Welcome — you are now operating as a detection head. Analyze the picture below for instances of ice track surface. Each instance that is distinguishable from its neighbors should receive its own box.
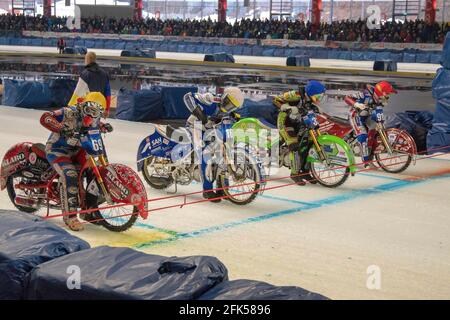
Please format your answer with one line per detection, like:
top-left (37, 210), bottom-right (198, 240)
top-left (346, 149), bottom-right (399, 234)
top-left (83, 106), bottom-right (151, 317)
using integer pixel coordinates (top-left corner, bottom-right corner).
top-left (1, 106), bottom-right (449, 299)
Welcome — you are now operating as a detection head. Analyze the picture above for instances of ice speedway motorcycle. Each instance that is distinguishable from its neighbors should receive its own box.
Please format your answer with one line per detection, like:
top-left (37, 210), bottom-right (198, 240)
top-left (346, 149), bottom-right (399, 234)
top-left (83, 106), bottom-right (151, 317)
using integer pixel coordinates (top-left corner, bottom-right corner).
top-left (137, 116), bottom-right (265, 205)
top-left (232, 110), bottom-right (357, 188)
top-left (0, 127), bottom-right (148, 232)
top-left (316, 105), bottom-right (417, 173)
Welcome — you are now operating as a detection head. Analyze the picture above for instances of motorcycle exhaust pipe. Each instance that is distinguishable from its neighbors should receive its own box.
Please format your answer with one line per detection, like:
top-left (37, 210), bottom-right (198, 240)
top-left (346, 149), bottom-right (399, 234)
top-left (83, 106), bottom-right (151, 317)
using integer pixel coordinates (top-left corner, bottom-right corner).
top-left (15, 196), bottom-right (40, 209)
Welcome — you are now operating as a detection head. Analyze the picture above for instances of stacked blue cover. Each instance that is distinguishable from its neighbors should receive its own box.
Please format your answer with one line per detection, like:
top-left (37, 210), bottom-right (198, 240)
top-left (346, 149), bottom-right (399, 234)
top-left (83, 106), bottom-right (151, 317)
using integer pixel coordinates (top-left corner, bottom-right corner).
top-left (427, 32), bottom-right (450, 153)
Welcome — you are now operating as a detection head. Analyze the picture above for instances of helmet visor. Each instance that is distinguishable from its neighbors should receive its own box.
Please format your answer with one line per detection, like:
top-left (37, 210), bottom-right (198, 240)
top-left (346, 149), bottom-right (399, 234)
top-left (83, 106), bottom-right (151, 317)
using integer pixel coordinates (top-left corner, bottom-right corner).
top-left (82, 101), bottom-right (102, 118)
top-left (220, 95), bottom-right (239, 113)
top-left (310, 93), bottom-right (324, 104)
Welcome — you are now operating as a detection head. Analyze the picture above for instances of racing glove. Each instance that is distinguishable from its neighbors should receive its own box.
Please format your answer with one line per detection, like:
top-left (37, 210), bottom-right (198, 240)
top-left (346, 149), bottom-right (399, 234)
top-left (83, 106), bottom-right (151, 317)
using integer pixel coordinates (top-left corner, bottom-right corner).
top-left (354, 102), bottom-right (366, 111)
top-left (60, 125), bottom-right (75, 137)
top-left (101, 122), bottom-right (114, 133)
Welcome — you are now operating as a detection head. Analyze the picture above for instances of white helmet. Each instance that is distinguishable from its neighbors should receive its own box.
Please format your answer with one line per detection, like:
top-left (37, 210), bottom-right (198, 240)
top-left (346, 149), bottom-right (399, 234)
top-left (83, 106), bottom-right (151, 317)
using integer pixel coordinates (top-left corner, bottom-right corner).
top-left (220, 87), bottom-right (244, 113)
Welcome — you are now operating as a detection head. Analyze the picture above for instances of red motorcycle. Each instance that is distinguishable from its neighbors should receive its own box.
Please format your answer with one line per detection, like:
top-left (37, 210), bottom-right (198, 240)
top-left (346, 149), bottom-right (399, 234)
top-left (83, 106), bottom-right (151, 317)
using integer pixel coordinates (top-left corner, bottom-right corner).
top-left (316, 106), bottom-right (417, 173)
top-left (0, 128), bottom-right (148, 232)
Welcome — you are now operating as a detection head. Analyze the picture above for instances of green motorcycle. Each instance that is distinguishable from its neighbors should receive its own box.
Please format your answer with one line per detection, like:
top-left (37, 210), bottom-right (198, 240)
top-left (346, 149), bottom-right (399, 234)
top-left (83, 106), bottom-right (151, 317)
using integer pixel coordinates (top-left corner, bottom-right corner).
top-left (232, 115), bottom-right (356, 188)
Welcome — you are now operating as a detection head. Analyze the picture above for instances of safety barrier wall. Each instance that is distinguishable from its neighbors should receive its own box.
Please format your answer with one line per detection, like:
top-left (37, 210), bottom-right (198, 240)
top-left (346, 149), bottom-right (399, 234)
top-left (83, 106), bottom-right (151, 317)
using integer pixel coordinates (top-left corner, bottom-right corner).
top-left (427, 32), bottom-right (450, 152)
top-left (0, 35), bottom-right (443, 64)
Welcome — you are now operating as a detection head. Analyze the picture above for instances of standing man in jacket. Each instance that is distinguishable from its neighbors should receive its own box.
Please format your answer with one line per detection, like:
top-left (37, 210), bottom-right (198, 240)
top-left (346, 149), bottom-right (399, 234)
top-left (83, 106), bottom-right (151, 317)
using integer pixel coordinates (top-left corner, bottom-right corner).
top-left (69, 52), bottom-right (112, 116)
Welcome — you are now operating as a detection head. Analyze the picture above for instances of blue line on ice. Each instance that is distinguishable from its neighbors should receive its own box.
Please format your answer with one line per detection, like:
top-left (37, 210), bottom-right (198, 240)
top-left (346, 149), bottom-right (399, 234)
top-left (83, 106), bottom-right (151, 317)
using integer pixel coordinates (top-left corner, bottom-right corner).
top-left (134, 173), bottom-right (450, 249)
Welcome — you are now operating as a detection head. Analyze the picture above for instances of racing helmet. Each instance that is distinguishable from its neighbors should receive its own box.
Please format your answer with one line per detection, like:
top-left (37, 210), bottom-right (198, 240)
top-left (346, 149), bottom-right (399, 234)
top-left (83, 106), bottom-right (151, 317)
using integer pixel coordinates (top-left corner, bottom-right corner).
top-left (371, 81), bottom-right (397, 105)
top-left (305, 80), bottom-right (326, 104)
top-left (220, 87), bottom-right (245, 113)
top-left (79, 92), bottom-right (107, 126)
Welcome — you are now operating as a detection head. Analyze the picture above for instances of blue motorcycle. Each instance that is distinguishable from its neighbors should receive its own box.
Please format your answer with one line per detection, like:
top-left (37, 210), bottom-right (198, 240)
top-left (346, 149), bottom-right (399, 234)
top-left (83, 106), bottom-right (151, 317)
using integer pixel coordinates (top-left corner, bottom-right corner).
top-left (136, 117), bottom-right (265, 205)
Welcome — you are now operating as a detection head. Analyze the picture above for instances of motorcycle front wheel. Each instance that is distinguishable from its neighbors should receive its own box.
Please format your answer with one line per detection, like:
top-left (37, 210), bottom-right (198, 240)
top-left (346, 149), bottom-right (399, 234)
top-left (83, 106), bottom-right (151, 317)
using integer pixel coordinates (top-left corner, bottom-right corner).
top-left (85, 193), bottom-right (138, 232)
top-left (217, 151), bottom-right (262, 205)
top-left (309, 141), bottom-right (351, 188)
top-left (375, 129), bottom-right (414, 173)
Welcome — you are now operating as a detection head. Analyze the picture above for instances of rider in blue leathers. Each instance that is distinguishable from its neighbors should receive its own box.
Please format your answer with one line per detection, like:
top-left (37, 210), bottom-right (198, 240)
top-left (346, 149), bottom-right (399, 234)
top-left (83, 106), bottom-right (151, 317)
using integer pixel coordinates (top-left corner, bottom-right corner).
top-left (183, 87), bottom-right (245, 202)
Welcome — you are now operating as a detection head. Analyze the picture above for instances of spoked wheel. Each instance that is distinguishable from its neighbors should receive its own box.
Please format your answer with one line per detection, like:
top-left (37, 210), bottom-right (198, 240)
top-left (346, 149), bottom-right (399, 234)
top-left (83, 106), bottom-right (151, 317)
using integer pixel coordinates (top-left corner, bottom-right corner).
top-left (85, 194), bottom-right (138, 232)
top-left (6, 176), bottom-right (40, 213)
top-left (142, 156), bottom-right (173, 189)
top-left (309, 141), bottom-right (351, 188)
top-left (376, 151), bottom-right (412, 173)
top-left (375, 129), bottom-right (414, 173)
top-left (217, 151), bottom-right (262, 205)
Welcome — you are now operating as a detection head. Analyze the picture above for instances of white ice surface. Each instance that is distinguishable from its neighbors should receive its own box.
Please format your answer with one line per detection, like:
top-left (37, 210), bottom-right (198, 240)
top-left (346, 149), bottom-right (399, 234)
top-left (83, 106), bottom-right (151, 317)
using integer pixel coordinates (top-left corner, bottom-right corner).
top-left (1, 105), bottom-right (450, 299)
top-left (0, 45), bottom-right (441, 74)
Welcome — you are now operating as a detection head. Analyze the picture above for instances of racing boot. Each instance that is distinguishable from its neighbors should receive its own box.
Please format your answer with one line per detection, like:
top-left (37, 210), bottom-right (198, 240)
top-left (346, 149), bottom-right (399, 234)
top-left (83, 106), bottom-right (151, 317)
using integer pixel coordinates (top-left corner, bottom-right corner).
top-left (289, 149), bottom-right (306, 186)
top-left (63, 214), bottom-right (84, 231)
top-left (203, 191), bottom-right (222, 203)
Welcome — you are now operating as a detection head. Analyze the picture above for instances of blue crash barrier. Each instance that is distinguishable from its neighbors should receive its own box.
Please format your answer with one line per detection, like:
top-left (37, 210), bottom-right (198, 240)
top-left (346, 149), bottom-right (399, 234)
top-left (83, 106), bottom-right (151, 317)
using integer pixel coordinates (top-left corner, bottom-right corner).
top-left (385, 111), bottom-right (434, 152)
top-left (286, 55), bottom-right (310, 67)
top-left (204, 52), bottom-right (235, 63)
top-left (7, 36), bottom-right (444, 64)
top-left (432, 68), bottom-right (450, 100)
top-left (427, 100), bottom-right (450, 153)
top-left (373, 60), bottom-right (398, 72)
top-left (427, 34), bottom-right (450, 153)
top-left (116, 87), bottom-right (164, 121)
top-left (160, 86), bottom-right (197, 119)
top-left (0, 210), bottom-right (90, 300)
top-left (121, 49), bottom-right (156, 58)
top-left (198, 279), bottom-right (328, 300)
top-left (403, 52), bottom-right (416, 63)
top-left (237, 98), bottom-right (279, 126)
top-left (443, 32), bottom-right (450, 69)
top-left (48, 78), bottom-right (77, 107)
top-left (2, 79), bottom-right (52, 109)
top-left (2, 79), bottom-right (77, 109)
top-left (26, 246), bottom-right (228, 300)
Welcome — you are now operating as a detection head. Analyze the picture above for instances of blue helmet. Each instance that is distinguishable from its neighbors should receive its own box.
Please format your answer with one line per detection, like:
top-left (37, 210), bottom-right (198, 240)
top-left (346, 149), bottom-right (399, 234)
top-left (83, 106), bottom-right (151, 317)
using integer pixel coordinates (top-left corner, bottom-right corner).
top-left (305, 80), bottom-right (326, 97)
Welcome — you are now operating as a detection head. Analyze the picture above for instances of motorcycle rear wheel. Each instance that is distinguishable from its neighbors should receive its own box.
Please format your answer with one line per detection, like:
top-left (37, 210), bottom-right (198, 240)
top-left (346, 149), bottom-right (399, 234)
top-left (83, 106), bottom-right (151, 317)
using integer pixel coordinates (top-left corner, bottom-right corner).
top-left (217, 152), bottom-right (261, 205)
top-left (6, 176), bottom-right (39, 213)
top-left (142, 156), bottom-right (173, 189)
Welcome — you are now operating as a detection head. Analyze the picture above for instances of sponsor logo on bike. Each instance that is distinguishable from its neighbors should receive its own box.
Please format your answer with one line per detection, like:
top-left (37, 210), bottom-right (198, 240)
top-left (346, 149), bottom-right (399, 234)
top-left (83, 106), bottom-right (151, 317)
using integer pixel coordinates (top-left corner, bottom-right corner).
top-left (106, 170), bottom-right (130, 198)
top-left (2, 152), bottom-right (26, 168)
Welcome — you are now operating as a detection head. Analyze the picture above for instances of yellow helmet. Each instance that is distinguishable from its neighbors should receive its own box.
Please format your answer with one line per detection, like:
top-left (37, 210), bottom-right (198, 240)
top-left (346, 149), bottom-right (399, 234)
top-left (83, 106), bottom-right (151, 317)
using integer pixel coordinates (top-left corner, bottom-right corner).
top-left (83, 92), bottom-right (107, 112)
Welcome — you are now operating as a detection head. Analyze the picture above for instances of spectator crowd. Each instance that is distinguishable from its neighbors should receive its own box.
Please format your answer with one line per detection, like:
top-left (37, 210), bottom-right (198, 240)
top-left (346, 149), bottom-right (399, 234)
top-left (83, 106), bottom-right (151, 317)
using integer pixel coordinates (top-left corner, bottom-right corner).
top-left (0, 13), bottom-right (448, 43)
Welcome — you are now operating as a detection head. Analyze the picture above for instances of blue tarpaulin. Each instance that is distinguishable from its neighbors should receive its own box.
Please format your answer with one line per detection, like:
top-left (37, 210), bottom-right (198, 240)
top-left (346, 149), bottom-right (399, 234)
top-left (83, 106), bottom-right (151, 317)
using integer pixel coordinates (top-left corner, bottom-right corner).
top-left (385, 111), bottom-right (434, 152)
top-left (443, 32), bottom-right (450, 68)
top-left (26, 246), bottom-right (228, 300)
top-left (237, 98), bottom-right (279, 126)
top-left (121, 49), bottom-right (156, 58)
top-left (116, 87), bottom-right (164, 121)
top-left (0, 210), bottom-right (90, 300)
top-left (203, 52), bottom-right (235, 63)
top-left (2, 79), bottom-right (52, 109)
top-left (198, 279), bottom-right (328, 300)
top-left (160, 86), bottom-right (197, 119)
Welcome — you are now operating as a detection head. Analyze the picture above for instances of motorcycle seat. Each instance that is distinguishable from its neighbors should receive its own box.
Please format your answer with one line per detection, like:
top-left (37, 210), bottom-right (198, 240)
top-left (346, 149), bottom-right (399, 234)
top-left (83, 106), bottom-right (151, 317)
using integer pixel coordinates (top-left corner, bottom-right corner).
top-left (166, 125), bottom-right (176, 139)
top-left (31, 143), bottom-right (46, 159)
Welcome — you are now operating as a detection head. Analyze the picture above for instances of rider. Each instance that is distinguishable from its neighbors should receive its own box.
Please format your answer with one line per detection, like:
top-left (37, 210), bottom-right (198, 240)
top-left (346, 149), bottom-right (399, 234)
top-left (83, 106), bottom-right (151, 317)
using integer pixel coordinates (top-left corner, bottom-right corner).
top-left (274, 80), bottom-right (326, 185)
top-left (183, 87), bottom-right (245, 202)
top-left (344, 81), bottom-right (397, 164)
top-left (40, 92), bottom-right (113, 231)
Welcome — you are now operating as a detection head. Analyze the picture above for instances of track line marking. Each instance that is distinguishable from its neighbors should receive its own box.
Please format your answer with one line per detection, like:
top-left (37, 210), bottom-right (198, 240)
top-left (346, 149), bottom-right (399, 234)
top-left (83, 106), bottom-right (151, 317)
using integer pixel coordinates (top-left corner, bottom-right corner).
top-left (133, 172), bottom-right (450, 249)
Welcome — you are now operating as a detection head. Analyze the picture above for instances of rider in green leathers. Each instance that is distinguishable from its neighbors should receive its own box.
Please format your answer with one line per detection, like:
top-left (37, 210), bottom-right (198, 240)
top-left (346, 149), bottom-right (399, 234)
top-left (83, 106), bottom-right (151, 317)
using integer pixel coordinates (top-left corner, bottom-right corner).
top-left (274, 81), bottom-right (326, 185)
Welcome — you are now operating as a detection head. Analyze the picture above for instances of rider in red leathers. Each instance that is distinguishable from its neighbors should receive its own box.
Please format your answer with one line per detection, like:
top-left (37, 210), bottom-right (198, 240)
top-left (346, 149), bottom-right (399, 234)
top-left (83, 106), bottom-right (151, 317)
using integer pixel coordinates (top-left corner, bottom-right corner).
top-left (40, 92), bottom-right (113, 231)
top-left (344, 81), bottom-right (397, 165)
